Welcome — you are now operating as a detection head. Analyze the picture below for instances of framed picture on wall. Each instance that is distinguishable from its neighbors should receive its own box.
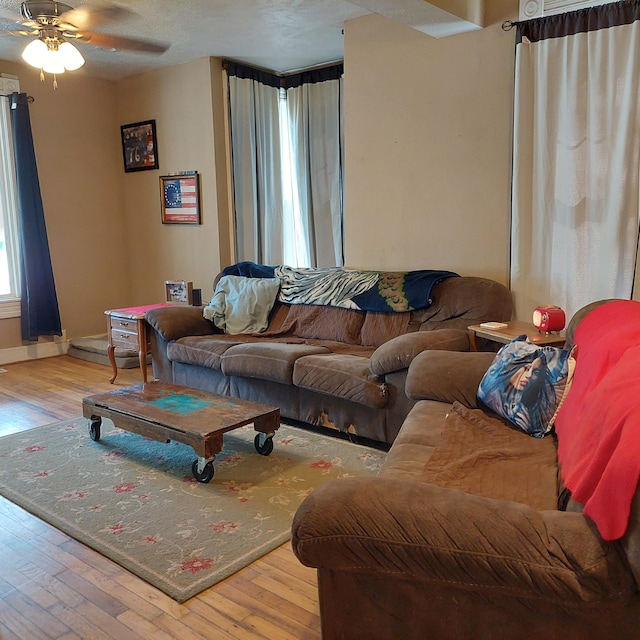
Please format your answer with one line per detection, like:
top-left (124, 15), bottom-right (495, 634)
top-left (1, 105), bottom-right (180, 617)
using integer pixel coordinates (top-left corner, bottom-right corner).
top-left (121, 119), bottom-right (159, 172)
top-left (160, 172), bottom-right (201, 224)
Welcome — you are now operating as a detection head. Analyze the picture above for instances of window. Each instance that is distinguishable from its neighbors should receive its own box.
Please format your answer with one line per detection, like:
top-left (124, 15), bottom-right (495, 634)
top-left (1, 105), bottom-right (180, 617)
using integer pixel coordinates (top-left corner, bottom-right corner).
top-left (0, 77), bottom-right (21, 319)
top-left (278, 87), bottom-right (311, 268)
top-left (227, 61), bottom-right (344, 268)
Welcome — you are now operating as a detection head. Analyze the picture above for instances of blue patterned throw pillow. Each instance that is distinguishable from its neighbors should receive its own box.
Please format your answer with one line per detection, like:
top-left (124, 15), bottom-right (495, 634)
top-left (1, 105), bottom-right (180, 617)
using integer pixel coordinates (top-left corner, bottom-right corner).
top-left (477, 335), bottom-right (576, 438)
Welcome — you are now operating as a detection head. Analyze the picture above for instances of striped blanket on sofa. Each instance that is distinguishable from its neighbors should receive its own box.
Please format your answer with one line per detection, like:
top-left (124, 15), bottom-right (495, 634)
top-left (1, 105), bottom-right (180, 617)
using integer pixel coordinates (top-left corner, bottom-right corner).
top-left (221, 262), bottom-right (458, 313)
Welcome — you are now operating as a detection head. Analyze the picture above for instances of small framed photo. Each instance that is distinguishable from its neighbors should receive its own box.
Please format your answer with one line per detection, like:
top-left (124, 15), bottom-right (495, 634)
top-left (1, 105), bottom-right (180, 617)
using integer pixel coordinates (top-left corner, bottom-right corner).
top-left (121, 120), bottom-right (159, 172)
top-left (165, 280), bottom-right (193, 305)
top-left (160, 172), bottom-right (201, 224)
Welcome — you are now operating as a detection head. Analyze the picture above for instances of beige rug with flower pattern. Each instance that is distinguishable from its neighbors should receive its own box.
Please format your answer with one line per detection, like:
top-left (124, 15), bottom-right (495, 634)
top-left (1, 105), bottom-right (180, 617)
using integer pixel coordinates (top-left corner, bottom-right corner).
top-left (0, 418), bottom-right (385, 602)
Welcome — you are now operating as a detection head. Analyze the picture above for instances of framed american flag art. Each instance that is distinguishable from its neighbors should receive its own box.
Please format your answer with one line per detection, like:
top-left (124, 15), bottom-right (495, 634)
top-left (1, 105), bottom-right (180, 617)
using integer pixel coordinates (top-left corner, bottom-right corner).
top-left (160, 172), bottom-right (201, 224)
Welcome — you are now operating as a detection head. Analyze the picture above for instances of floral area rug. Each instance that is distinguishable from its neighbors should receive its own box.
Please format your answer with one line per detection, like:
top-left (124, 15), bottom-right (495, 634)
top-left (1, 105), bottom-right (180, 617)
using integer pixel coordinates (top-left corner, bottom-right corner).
top-left (0, 418), bottom-right (385, 602)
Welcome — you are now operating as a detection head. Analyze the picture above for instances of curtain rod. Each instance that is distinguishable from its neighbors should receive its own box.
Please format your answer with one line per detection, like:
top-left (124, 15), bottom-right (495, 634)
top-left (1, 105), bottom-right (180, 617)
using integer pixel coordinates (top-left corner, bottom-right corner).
top-left (0, 93), bottom-right (35, 102)
top-left (502, 20), bottom-right (518, 31)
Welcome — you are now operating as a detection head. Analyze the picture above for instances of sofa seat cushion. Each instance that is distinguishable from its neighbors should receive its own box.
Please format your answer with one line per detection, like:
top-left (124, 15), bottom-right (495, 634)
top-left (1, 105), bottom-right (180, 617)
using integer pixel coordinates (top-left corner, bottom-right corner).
top-left (167, 335), bottom-right (245, 370)
top-left (293, 354), bottom-right (388, 409)
top-left (420, 402), bottom-right (559, 510)
top-left (380, 399), bottom-right (450, 480)
top-left (220, 342), bottom-right (330, 384)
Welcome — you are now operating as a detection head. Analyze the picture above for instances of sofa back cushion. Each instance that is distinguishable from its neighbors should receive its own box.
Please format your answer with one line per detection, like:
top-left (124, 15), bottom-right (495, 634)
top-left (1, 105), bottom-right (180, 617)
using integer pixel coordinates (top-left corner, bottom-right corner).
top-left (413, 276), bottom-right (513, 331)
top-left (209, 272), bottom-right (513, 344)
top-left (266, 304), bottom-right (365, 344)
top-left (360, 311), bottom-right (412, 347)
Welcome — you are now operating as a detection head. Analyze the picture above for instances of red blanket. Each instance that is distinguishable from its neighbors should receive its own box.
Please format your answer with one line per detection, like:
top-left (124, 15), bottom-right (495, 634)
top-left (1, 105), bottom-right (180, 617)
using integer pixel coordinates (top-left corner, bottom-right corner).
top-left (555, 300), bottom-right (640, 540)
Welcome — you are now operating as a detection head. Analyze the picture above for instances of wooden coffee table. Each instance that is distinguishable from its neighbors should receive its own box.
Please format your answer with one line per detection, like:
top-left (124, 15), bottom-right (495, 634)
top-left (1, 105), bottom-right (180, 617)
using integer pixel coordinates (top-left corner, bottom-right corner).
top-left (82, 381), bottom-right (280, 483)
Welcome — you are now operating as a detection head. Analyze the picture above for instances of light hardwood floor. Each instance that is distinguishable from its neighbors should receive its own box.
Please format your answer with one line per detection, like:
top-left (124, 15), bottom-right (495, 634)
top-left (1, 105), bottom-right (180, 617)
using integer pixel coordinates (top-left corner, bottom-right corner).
top-left (0, 355), bottom-right (321, 639)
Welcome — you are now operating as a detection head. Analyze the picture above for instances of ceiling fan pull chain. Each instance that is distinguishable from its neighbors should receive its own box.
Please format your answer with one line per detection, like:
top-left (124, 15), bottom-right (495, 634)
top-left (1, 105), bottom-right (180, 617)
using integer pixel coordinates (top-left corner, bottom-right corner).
top-left (53, 73), bottom-right (58, 90)
top-left (39, 68), bottom-right (44, 82)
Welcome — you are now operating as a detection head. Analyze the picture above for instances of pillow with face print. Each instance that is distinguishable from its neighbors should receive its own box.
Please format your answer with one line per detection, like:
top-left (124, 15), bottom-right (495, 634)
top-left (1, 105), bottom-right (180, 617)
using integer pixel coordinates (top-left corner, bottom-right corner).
top-left (477, 335), bottom-right (576, 438)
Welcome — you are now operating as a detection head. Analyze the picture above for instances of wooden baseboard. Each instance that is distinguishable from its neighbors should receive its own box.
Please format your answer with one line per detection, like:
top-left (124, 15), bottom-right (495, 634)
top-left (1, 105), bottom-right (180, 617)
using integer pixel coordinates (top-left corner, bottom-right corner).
top-left (0, 332), bottom-right (68, 365)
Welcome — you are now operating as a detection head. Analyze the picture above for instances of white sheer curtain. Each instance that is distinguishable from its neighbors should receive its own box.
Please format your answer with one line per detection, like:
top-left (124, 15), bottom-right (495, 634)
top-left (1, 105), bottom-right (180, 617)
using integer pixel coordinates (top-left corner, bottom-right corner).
top-left (228, 71), bottom-right (284, 264)
top-left (227, 62), bottom-right (344, 268)
top-left (511, 2), bottom-right (640, 322)
top-left (287, 76), bottom-right (344, 267)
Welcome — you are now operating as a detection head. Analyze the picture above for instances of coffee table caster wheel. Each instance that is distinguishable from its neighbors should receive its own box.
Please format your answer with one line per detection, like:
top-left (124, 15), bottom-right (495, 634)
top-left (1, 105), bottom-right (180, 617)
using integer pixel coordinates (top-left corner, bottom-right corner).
top-left (88, 417), bottom-right (101, 442)
top-left (254, 433), bottom-right (274, 456)
top-left (192, 459), bottom-right (214, 483)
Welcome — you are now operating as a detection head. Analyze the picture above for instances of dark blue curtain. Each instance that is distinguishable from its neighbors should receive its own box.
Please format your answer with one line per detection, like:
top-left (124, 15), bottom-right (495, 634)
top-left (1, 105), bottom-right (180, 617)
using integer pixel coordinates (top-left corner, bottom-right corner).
top-left (9, 92), bottom-right (62, 341)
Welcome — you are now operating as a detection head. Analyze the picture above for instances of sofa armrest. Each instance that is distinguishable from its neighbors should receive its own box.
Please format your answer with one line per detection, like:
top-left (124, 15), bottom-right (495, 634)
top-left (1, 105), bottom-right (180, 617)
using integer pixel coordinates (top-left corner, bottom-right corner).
top-left (145, 306), bottom-right (217, 342)
top-left (405, 350), bottom-right (495, 408)
top-left (369, 329), bottom-right (470, 376)
top-left (292, 477), bottom-right (634, 605)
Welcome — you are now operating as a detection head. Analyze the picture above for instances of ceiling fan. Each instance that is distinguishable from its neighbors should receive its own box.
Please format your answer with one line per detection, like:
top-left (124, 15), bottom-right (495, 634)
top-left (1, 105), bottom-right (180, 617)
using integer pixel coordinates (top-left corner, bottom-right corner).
top-left (0, 0), bottom-right (170, 87)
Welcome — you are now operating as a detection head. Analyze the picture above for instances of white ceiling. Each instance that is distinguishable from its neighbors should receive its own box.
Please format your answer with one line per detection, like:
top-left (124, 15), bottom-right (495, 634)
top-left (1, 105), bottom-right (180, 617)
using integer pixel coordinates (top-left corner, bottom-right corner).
top-left (0, 0), bottom-right (483, 81)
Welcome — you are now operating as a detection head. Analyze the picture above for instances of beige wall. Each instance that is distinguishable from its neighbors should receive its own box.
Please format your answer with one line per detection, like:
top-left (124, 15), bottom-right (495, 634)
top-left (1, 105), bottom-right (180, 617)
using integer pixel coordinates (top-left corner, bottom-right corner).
top-left (343, 4), bottom-right (517, 283)
top-left (0, 64), bottom-right (128, 348)
top-left (0, 56), bottom-right (230, 350)
top-left (115, 57), bottom-right (227, 307)
top-left (1, 5), bottom-right (519, 352)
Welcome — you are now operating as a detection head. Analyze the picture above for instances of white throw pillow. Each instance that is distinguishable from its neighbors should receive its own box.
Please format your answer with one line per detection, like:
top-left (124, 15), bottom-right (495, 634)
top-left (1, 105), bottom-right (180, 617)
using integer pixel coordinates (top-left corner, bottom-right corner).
top-left (203, 275), bottom-right (280, 334)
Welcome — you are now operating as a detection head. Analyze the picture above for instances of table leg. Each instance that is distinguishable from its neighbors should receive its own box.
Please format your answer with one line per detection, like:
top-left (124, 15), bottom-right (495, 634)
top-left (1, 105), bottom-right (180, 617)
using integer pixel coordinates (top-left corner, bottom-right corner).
top-left (254, 412), bottom-right (281, 434)
top-left (468, 329), bottom-right (478, 352)
top-left (106, 315), bottom-right (118, 384)
top-left (137, 318), bottom-right (148, 383)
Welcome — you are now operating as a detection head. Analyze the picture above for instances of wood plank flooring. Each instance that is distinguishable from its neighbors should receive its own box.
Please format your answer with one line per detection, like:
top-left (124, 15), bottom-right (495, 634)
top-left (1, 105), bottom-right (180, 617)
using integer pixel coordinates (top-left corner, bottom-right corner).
top-left (0, 355), bottom-right (321, 639)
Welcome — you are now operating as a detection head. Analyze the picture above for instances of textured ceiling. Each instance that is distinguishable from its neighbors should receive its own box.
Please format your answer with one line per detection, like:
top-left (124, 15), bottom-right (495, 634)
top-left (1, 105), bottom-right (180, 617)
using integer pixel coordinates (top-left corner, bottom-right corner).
top-left (0, 0), bottom-right (482, 81)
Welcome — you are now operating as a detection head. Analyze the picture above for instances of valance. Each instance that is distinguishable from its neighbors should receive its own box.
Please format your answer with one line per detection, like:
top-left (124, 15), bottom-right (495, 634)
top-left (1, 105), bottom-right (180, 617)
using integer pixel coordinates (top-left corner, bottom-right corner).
top-left (516, 0), bottom-right (640, 43)
top-left (224, 60), bottom-right (343, 89)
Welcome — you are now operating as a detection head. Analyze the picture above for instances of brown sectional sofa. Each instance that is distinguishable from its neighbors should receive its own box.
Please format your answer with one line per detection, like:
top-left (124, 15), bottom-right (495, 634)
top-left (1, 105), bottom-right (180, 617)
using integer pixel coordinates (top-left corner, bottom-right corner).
top-left (291, 300), bottom-right (640, 639)
top-left (145, 272), bottom-right (512, 446)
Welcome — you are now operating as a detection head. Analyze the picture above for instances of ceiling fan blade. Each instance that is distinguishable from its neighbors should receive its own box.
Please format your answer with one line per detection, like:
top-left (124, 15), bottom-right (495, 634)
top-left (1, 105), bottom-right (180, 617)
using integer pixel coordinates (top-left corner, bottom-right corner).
top-left (8, 28), bottom-right (40, 36)
top-left (79, 31), bottom-right (169, 54)
top-left (57, 4), bottom-right (134, 31)
top-left (0, 28), bottom-right (34, 38)
top-left (0, 6), bottom-right (28, 26)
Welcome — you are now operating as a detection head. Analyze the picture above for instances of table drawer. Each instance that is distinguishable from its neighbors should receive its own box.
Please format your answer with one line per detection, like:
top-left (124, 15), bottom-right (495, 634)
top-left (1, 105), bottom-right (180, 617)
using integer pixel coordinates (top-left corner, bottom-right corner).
top-left (110, 316), bottom-right (137, 332)
top-left (111, 329), bottom-right (139, 348)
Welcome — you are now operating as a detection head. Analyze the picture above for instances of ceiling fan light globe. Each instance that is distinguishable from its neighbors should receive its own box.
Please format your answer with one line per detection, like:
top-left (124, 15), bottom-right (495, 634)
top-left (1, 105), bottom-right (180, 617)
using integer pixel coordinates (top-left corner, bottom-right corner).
top-left (21, 38), bottom-right (48, 68)
top-left (59, 41), bottom-right (84, 70)
top-left (42, 50), bottom-right (65, 75)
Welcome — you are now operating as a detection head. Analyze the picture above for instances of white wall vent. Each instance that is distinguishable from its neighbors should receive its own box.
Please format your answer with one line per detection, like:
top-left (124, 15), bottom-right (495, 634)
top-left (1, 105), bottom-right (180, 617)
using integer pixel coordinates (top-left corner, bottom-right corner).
top-left (520, 0), bottom-right (618, 20)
